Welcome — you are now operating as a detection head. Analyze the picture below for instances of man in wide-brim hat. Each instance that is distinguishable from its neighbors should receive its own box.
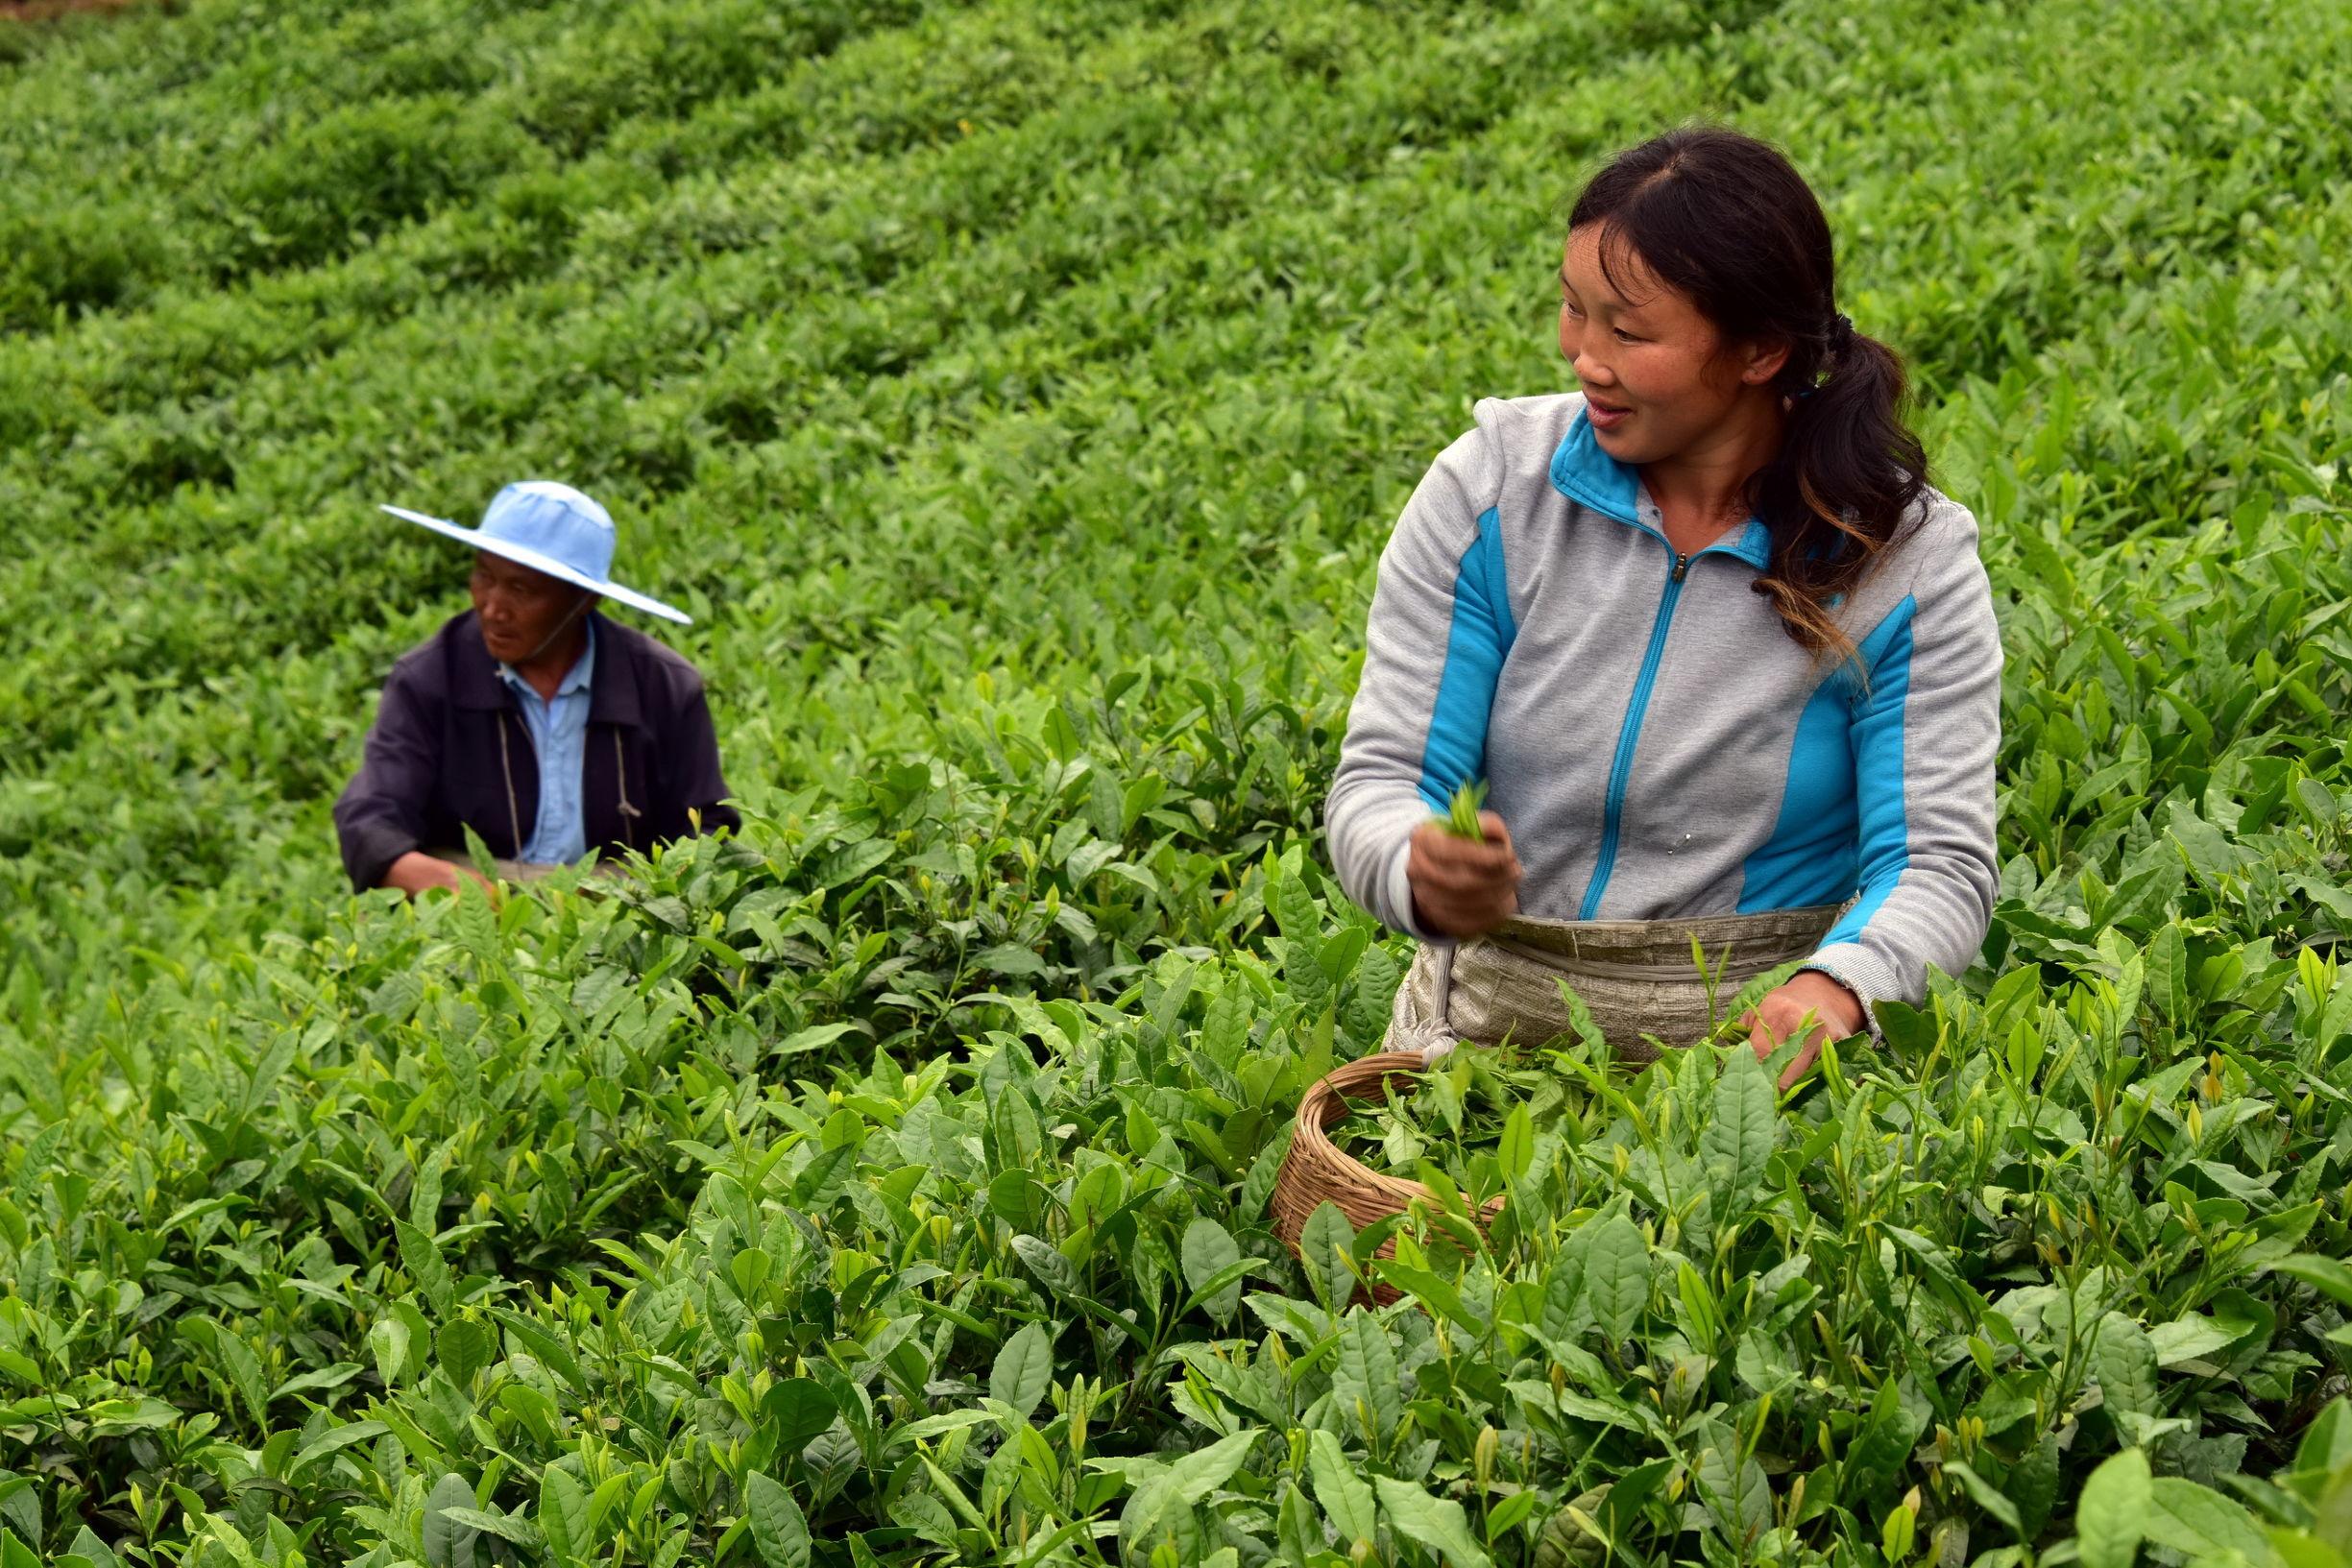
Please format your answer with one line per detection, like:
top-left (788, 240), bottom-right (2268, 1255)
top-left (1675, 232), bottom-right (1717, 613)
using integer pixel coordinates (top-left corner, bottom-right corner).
top-left (334, 481), bottom-right (739, 896)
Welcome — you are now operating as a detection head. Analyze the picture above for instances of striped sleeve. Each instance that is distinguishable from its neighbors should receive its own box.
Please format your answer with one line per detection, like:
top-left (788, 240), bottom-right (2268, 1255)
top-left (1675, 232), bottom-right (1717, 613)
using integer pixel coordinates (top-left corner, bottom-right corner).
top-left (1325, 420), bottom-right (1512, 937)
top-left (1800, 503), bottom-right (2003, 1033)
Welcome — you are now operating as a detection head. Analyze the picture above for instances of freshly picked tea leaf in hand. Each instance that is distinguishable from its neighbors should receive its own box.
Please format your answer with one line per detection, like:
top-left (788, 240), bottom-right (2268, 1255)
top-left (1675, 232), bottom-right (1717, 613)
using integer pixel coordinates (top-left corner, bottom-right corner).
top-left (1441, 780), bottom-right (1489, 841)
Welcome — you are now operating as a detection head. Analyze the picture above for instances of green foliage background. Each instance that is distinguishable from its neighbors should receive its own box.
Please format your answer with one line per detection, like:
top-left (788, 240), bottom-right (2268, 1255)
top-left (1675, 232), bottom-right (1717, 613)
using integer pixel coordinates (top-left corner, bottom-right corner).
top-left (5, 0), bottom-right (2352, 1564)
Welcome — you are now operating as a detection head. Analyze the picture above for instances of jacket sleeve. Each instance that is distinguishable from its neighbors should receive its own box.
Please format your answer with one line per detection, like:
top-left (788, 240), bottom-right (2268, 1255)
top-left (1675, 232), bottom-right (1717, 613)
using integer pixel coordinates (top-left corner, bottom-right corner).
top-left (1325, 419), bottom-right (1507, 937)
top-left (333, 663), bottom-right (441, 893)
top-left (657, 676), bottom-right (740, 839)
top-left (1800, 504), bottom-right (2003, 1035)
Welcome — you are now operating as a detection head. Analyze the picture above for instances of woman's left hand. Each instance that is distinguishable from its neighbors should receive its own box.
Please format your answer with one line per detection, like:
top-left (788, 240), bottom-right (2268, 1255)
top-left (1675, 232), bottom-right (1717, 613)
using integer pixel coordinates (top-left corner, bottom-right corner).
top-left (1743, 971), bottom-right (1866, 1092)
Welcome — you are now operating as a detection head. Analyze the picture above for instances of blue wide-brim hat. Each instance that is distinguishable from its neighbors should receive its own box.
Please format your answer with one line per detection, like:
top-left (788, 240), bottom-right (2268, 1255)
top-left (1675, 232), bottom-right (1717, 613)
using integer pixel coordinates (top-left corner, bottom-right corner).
top-left (381, 480), bottom-right (690, 625)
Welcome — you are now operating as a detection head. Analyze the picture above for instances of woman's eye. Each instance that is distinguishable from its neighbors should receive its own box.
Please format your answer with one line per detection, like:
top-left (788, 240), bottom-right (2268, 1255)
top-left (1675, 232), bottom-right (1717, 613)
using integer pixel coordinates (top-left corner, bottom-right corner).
top-left (1612, 327), bottom-right (1642, 344)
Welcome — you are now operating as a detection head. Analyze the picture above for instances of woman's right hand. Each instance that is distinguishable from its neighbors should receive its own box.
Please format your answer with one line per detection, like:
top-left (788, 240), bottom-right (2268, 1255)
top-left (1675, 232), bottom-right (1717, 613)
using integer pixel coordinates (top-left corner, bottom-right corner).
top-left (382, 850), bottom-right (497, 900)
top-left (1407, 812), bottom-right (1522, 937)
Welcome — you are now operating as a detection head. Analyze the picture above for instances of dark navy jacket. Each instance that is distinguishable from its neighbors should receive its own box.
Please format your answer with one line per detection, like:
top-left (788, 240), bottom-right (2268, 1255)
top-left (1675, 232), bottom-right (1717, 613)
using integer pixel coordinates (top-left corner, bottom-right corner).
top-left (333, 611), bottom-right (739, 892)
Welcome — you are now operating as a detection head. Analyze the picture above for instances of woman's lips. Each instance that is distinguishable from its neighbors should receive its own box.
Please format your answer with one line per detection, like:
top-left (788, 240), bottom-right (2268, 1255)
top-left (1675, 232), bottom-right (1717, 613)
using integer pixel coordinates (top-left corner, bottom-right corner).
top-left (1586, 398), bottom-right (1633, 430)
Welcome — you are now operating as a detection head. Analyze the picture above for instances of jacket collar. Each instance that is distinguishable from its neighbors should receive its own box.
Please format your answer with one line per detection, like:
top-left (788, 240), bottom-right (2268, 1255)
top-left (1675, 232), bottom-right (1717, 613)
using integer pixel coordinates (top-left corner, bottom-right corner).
top-left (448, 610), bottom-right (644, 729)
top-left (1548, 405), bottom-right (1773, 569)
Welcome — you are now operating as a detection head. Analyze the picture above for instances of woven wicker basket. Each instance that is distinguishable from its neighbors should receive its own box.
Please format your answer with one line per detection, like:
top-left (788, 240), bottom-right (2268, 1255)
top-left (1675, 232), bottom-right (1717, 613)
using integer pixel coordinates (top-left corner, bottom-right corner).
top-left (1271, 1050), bottom-right (1505, 1306)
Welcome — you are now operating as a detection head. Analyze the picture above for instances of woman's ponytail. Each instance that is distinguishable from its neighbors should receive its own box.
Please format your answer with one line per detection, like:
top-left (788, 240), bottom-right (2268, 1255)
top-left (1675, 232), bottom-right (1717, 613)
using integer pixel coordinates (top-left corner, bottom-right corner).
top-left (1751, 321), bottom-right (1927, 664)
top-left (1568, 129), bottom-right (1928, 664)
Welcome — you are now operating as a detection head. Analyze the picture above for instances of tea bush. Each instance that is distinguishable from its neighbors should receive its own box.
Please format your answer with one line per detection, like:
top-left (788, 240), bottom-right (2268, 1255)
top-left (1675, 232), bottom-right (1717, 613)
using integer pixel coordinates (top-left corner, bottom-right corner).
top-left (4, 0), bottom-right (2352, 1564)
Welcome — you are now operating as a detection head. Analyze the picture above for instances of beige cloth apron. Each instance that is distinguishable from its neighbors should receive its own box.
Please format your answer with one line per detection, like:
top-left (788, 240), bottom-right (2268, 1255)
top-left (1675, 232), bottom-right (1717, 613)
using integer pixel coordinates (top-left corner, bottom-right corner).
top-left (1381, 904), bottom-right (1846, 1064)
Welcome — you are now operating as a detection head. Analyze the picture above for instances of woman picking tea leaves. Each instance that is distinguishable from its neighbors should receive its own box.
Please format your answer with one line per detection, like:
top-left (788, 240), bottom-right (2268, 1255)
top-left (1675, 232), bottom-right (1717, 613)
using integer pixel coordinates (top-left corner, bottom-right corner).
top-left (1326, 128), bottom-right (2000, 1086)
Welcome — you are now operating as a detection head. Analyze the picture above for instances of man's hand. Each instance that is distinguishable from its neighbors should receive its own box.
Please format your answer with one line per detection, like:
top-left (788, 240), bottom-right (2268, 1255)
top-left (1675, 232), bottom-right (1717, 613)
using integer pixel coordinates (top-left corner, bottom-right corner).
top-left (381, 851), bottom-right (498, 901)
top-left (1407, 812), bottom-right (1522, 937)
top-left (1743, 970), bottom-right (1865, 1091)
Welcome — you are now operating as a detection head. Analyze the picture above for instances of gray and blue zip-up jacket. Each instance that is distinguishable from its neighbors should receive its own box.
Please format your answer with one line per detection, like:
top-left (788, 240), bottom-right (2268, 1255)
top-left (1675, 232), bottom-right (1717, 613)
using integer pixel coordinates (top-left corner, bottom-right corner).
top-left (1326, 393), bottom-right (2002, 1032)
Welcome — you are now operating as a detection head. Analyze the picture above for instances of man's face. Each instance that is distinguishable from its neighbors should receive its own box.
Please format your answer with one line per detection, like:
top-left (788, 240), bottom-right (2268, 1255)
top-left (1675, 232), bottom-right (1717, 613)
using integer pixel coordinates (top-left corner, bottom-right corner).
top-left (470, 553), bottom-right (587, 665)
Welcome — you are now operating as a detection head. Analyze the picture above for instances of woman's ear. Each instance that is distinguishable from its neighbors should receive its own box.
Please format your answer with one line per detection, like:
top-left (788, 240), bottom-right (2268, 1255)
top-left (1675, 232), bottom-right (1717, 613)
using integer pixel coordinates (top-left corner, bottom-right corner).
top-left (1738, 335), bottom-right (1793, 386)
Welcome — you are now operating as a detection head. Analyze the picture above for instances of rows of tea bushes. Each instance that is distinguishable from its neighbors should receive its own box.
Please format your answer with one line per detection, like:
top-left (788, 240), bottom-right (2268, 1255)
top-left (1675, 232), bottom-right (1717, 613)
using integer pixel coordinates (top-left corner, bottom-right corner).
top-left (5, 0), bottom-right (2352, 1561)
top-left (9, 498), bottom-right (2352, 1568)
top-left (8, 0), bottom-right (2350, 798)
top-left (0, 0), bottom-right (966, 326)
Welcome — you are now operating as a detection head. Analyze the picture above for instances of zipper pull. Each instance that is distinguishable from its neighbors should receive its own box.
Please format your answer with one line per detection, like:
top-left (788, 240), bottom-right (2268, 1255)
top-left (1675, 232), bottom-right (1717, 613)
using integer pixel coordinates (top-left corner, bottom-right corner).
top-left (1672, 552), bottom-right (1691, 582)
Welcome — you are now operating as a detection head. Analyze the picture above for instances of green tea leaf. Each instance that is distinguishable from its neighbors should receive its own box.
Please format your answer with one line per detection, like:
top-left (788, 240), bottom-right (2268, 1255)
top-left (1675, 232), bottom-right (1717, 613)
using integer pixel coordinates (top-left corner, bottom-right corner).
top-left (1538, 1227), bottom-right (1591, 1351)
top-left (2091, 1313), bottom-right (2159, 1419)
top-left (761, 1378), bottom-right (839, 1456)
top-left (438, 1507), bottom-right (541, 1549)
top-left (1122, 1428), bottom-right (1261, 1554)
top-left (1702, 1045), bottom-right (1776, 1206)
top-left (390, 1222), bottom-right (449, 1316)
top-left (539, 1466), bottom-right (591, 1563)
top-left (422, 1472), bottom-right (480, 1568)
top-left (437, 1318), bottom-right (494, 1388)
top-left (1198, 985), bottom-right (1252, 1069)
top-left (1181, 1217), bottom-right (1245, 1323)
top-left (1307, 1430), bottom-right (1377, 1548)
top-left (1373, 1474), bottom-right (1494, 1568)
top-left (487, 1307), bottom-right (587, 1392)
top-left (1333, 1310), bottom-right (1402, 1441)
top-left (289, 1419), bottom-right (390, 1478)
top-left (1343, 944), bottom-right (1404, 1048)
top-left (1498, 1101), bottom-right (1534, 1183)
top-left (1945, 1459), bottom-right (2024, 1540)
top-left (366, 1315), bottom-right (412, 1391)
top-left (988, 1321), bottom-right (1055, 1419)
top-left (744, 1473), bottom-right (812, 1568)
top-left (2011, 1428), bottom-right (2062, 1540)
top-left (65, 1531), bottom-right (121, 1568)
top-left (1583, 1214), bottom-right (1650, 1345)
top-left (1300, 1200), bottom-right (1357, 1313)
top-left (2144, 1476), bottom-right (2272, 1563)
top-left (2275, 1253), bottom-right (2352, 1308)
top-left (2076, 1447), bottom-right (2152, 1568)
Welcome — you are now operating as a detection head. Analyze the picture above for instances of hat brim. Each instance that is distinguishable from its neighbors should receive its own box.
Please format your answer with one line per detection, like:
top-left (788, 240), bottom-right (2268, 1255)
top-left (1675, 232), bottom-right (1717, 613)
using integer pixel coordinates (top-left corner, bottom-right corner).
top-left (381, 504), bottom-right (692, 625)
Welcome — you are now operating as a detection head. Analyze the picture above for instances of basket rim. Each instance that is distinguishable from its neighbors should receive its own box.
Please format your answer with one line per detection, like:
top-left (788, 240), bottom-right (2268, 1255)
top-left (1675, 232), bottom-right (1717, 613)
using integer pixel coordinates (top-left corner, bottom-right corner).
top-left (1280, 1049), bottom-right (1506, 1225)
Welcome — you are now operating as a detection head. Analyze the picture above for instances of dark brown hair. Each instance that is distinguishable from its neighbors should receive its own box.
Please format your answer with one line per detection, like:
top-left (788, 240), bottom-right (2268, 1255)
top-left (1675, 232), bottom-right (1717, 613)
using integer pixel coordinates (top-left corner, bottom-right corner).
top-left (1568, 126), bottom-right (1927, 662)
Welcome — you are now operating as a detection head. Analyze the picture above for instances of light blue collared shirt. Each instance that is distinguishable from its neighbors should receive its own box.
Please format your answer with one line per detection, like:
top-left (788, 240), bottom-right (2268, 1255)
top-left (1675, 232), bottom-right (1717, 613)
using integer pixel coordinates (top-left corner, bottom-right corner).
top-left (497, 622), bottom-right (594, 864)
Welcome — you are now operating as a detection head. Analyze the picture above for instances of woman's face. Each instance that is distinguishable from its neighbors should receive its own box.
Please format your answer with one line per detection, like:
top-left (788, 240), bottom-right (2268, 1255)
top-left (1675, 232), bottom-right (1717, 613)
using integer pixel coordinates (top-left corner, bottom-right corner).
top-left (1558, 226), bottom-right (1781, 466)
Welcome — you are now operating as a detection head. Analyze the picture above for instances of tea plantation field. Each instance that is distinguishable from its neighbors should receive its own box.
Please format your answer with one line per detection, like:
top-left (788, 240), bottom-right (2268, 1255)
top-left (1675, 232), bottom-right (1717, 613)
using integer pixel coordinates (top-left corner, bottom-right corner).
top-left (7, 0), bottom-right (2352, 1563)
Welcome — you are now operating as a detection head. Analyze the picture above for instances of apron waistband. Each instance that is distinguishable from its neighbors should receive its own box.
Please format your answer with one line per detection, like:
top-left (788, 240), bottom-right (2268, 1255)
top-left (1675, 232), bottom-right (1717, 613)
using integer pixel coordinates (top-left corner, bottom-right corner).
top-left (1382, 903), bottom-right (1848, 1063)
